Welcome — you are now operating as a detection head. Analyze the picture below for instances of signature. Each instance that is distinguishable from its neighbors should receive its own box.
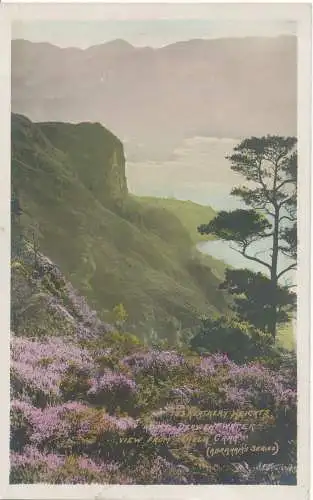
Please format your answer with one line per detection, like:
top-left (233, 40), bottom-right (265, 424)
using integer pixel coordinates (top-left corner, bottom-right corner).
top-left (206, 442), bottom-right (279, 458)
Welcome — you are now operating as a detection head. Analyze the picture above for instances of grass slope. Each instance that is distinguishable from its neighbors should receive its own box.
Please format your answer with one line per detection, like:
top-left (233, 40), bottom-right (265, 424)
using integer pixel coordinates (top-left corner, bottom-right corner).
top-left (277, 317), bottom-right (295, 351)
top-left (137, 196), bottom-right (216, 244)
top-left (12, 114), bottom-right (227, 340)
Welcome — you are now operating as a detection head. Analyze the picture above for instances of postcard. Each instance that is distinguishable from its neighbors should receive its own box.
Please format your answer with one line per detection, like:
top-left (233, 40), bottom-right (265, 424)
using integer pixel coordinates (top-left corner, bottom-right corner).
top-left (0, 2), bottom-right (311, 499)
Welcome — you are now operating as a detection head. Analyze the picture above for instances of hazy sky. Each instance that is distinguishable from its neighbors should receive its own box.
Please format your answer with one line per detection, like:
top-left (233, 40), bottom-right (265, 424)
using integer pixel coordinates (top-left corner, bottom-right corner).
top-left (12, 20), bottom-right (296, 48)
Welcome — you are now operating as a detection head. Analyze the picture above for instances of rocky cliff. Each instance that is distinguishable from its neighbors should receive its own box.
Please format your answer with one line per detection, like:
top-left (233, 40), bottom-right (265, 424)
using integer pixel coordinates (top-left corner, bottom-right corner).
top-left (12, 114), bottom-right (128, 209)
top-left (11, 113), bottom-right (227, 341)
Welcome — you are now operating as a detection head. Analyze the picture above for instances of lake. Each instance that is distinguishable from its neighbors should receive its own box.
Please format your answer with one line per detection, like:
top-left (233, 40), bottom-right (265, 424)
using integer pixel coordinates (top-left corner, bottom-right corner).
top-left (127, 136), bottom-right (296, 284)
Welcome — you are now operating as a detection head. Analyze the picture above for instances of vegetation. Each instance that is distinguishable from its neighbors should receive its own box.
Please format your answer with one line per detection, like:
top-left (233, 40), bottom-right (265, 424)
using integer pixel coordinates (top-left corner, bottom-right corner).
top-left (137, 196), bottom-right (216, 245)
top-left (11, 113), bottom-right (227, 341)
top-left (11, 328), bottom-right (296, 485)
top-left (10, 118), bottom-right (297, 485)
top-left (198, 136), bottom-right (297, 339)
top-left (219, 269), bottom-right (296, 333)
top-left (190, 315), bottom-right (275, 364)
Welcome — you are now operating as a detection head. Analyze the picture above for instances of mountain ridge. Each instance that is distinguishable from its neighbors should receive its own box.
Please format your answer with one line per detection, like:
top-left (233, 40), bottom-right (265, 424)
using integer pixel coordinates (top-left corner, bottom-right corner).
top-left (12, 35), bottom-right (297, 161)
top-left (12, 34), bottom-right (295, 51)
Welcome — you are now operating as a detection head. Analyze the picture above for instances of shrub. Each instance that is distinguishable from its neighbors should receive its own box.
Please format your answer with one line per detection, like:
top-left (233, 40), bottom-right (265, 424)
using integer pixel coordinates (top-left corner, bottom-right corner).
top-left (132, 455), bottom-right (189, 484)
top-left (122, 350), bottom-right (186, 379)
top-left (11, 335), bottom-right (94, 406)
top-left (87, 370), bottom-right (137, 412)
top-left (10, 400), bottom-right (38, 452)
top-left (60, 365), bottom-right (93, 402)
top-left (9, 334), bottom-right (297, 485)
top-left (46, 455), bottom-right (130, 484)
top-left (10, 448), bottom-right (132, 484)
top-left (10, 446), bottom-right (65, 483)
top-left (190, 316), bottom-right (274, 363)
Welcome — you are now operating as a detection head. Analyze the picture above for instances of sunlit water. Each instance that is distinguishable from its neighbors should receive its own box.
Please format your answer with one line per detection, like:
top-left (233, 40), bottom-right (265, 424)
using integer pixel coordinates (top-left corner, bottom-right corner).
top-left (127, 136), bottom-right (296, 285)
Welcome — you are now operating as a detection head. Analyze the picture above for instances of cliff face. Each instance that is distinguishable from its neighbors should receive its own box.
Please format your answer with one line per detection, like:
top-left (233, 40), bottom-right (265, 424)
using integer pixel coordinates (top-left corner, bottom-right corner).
top-left (39, 121), bottom-right (128, 206)
top-left (11, 113), bottom-right (227, 340)
top-left (12, 114), bottom-right (128, 209)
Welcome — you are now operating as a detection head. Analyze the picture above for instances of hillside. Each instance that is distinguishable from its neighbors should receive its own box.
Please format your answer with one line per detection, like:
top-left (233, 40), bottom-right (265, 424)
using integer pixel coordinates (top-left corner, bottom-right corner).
top-left (11, 113), bottom-right (227, 340)
top-left (10, 232), bottom-right (297, 485)
top-left (11, 36), bottom-right (296, 161)
top-left (137, 197), bottom-right (216, 245)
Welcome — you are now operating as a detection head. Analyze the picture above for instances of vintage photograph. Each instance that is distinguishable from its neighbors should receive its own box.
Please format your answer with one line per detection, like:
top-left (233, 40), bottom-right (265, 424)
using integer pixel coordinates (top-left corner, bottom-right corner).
top-left (10, 12), bottom-right (301, 486)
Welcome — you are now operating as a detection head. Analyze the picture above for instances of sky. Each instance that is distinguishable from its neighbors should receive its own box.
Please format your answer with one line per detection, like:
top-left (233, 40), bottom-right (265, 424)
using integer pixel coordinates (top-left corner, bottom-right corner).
top-left (12, 20), bottom-right (297, 48)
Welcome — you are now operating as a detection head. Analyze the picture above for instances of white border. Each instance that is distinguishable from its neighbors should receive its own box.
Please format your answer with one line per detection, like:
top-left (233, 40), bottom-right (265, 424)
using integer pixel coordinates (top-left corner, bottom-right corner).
top-left (0, 3), bottom-right (311, 499)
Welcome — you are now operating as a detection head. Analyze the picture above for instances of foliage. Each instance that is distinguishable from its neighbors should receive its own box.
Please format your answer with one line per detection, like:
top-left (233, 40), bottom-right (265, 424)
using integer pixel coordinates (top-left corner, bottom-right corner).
top-left (112, 303), bottom-right (128, 324)
top-left (11, 113), bottom-right (227, 340)
top-left (199, 209), bottom-right (271, 243)
top-left (138, 196), bottom-right (216, 245)
top-left (190, 316), bottom-right (274, 363)
top-left (87, 371), bottom-right (137, 413)
top-left (198, 135), bottom-right (297, 338)
top-left (219, 269), bottom-right (296, 332)
top-left (10, 119), bottom-right (297, 485)
top-left (11, 335), bottom-right (94, 406)
top-left (10, 332), bottom-right (296, 485)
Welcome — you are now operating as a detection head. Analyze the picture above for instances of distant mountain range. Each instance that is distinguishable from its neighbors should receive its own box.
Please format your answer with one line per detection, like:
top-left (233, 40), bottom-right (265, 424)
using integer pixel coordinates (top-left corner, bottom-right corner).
top-left (11, 36), bottom-right (297, 160)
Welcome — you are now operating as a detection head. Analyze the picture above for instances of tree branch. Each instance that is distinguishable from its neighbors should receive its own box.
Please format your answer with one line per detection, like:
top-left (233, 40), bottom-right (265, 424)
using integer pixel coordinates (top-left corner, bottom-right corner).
top-left (242, 248), bottom-right (272, 271)
top-left (229, 242), bottom-right (272, 271)
top-left (279, 215), bottom-right (297, 224)
top-left (276, 178), bottom-right (297, 191)
top-left (277, 263), bottom-right (297, 280)
top-left (264, 209), bottom-right (276, 218)
top-left (278, 194), bottom-right (297, 209)
top-left (258, 231), bottom-right (274, 239)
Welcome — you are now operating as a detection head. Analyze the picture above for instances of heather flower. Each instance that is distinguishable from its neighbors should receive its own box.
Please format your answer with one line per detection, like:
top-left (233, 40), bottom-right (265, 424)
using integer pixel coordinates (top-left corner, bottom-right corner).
top-left (63, 282), bottom-right (99, 324)
top-left (9, 329), bottom-right (296, 485)
top-left (11, 399), bottom-right (39, 416)
top-left (122, 350), bottom-right (185, 376)
top-left (87, 371), bottom-right (137, 409)
top-left (23, 402), bottom-right (138, 454)
top-left (29, 401), bottom-right (89, 445)
top-left (88, 371), bottom-right (137, 396)
top-left (170, 386), bottom-right (195, 403)
top-left (10, 445), bottom-right (66, 483)
top-left (105, 415), bottom-right (137, 432)
top-left (47, 455), bottom-right (133, 484)
top-left (11, 336), bottom-right (93, 370)
top-left (10, 448), bottom-right (125, 485)
top-left (134, 456), bottom-right (189, 484)
top-left (227, 363), bottom-right (297, 409)
top-left (11, 445), bottom-right (65, 470)
top-left (94, 347), bottom-right (114, 359)
top-left (223, 386), bottom-right (253, 407)
top-left (11, 336), bottom-right (93, 404)
top-left (10, 399), bottom-right (42, 451)
top-left (197, 353), bottom-right (235, 376)
top-left (76, 456), bottom-right (119, 475)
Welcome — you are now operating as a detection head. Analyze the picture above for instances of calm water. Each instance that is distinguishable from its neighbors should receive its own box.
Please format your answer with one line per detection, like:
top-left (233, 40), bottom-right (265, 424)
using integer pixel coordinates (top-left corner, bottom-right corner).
top-left (197, 239), bottom-right (295, 285)
top-left (127, 136), bottom-right (296, 285)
